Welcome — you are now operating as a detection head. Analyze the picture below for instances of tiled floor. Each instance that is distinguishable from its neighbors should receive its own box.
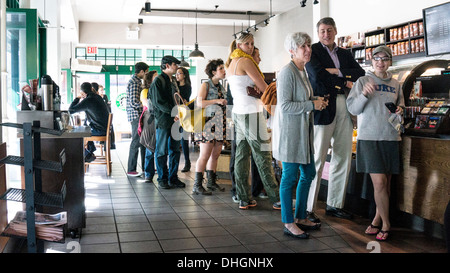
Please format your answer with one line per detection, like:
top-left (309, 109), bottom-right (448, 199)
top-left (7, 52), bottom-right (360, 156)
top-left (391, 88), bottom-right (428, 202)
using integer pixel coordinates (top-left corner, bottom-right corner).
top-left (5, 140), bottom-right (448, 253)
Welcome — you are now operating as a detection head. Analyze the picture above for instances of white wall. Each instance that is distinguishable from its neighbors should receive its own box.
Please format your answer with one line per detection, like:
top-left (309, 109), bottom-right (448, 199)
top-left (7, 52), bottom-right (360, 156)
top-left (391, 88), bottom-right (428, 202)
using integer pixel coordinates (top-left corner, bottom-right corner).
top-left (79, 22), bottom-right (235, 48)
top-left (329, 0), bottom-right (449, 36)
top-left (187, 46), bottom-right (230, 99)
top-left (254, 4), bottom-right (315, 74)
top-left (255, 0), bottom-right (450, 73)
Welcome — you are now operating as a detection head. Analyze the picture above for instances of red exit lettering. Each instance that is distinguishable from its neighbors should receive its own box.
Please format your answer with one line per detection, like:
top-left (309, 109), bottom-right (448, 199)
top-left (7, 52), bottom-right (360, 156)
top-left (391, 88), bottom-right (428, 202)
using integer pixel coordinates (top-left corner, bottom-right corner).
top-left (87, 46), bottom-right (98, 54)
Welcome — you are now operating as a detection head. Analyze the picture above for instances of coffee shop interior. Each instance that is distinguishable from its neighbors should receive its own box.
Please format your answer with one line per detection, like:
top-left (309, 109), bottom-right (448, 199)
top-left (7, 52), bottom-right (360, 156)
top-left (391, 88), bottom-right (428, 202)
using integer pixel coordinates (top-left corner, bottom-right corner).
top-left (0, 0), bottom-right (449, 254)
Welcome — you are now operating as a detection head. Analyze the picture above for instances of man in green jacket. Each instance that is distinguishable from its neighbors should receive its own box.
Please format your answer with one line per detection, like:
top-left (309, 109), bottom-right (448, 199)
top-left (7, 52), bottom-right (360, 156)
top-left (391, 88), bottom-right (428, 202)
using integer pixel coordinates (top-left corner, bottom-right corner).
top-left (149, 56), bottom-right (185, 189)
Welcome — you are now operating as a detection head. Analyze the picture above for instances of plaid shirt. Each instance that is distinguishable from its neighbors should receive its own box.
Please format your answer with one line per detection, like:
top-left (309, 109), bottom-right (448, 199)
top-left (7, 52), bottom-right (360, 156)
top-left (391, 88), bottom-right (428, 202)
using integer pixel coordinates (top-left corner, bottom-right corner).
top-left (126, 74), bottom-right (143, 122)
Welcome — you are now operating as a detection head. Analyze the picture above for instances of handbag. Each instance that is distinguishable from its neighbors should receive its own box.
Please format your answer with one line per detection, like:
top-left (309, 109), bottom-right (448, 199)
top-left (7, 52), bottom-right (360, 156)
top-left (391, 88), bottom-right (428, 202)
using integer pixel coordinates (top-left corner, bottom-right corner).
top-left (139, 109), bottom-right (156, 152)
top-left (246, 86), bottom-right (263, 99)
top-left (174, 92), bottom-right (205, 133)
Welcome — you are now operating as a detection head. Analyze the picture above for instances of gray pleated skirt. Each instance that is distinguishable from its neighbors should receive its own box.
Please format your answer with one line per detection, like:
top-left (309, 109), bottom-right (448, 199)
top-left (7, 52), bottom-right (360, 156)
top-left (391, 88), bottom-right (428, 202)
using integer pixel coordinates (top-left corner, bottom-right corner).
top-left (356, 140), bottom-right (401, 174)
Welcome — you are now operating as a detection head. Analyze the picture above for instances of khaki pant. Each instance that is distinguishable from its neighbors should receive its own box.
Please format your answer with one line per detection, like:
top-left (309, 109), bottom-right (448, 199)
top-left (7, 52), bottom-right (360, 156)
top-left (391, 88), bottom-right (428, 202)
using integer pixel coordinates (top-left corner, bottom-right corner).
top-left (307, 95), bottom-right (353, 211)
top-left (233, 112), bottom-right (279, 203)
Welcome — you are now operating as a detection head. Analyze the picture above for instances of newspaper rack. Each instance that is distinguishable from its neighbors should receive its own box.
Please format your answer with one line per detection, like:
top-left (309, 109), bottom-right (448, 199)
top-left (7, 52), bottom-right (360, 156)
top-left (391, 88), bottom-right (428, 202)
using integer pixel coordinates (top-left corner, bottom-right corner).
top-left (0, 121), bottom-right (67, 252)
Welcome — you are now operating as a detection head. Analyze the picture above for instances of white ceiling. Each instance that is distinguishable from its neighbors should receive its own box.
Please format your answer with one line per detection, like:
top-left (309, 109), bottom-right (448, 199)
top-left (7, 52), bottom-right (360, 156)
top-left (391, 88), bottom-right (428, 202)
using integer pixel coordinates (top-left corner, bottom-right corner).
top-left (71, 0), bottom-right (302, 26)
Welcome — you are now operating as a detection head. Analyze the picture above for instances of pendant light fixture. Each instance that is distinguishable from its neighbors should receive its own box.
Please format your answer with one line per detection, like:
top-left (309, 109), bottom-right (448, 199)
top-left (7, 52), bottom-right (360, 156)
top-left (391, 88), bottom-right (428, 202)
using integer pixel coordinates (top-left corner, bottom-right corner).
top-left (189, 8), bottom-right (205, 59)
top-left (180, 21), bottom-right (190, 67)
top-left (145, 1), bottom-right (151, 13)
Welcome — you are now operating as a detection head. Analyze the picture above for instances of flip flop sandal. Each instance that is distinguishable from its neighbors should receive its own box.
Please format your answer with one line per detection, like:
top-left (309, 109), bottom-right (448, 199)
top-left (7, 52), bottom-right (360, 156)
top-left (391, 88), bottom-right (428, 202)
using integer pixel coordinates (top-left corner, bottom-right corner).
top-left (376, 230), bottom-right (390, 241)
top-left (365, 224), bottom-right (381, 235)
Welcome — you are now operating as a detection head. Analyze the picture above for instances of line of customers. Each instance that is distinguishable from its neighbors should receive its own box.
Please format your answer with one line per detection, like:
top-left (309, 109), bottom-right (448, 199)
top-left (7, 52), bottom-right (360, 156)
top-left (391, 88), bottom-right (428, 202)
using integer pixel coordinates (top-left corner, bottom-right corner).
top-left (121, 16), bottom-right (403, 242)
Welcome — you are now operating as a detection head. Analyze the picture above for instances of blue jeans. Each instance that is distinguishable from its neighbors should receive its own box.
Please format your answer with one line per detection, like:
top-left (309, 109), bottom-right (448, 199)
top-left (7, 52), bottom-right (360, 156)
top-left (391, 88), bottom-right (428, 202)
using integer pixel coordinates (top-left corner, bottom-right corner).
top-left (144, 148), bottom-right (155, 179)
top-left (155, 127), bottom-right (180, 183)
top-left (280, 157), bottom-right (316, 223)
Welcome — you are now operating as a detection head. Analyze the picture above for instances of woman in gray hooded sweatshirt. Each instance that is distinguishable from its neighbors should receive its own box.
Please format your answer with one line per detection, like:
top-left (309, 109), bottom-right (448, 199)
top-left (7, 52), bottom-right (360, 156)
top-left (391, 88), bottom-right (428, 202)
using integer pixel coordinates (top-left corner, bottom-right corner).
top-left (346, 45), bottom-right (404, 241)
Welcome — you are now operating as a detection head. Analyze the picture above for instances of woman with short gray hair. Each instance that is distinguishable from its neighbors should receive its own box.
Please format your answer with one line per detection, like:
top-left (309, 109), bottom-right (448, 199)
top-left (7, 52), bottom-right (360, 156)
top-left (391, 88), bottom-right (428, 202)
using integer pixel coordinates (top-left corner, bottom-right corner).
top-left (272, 32), bottom-right (328, 238)
top-left (284, 32), bottom-right (312, 54)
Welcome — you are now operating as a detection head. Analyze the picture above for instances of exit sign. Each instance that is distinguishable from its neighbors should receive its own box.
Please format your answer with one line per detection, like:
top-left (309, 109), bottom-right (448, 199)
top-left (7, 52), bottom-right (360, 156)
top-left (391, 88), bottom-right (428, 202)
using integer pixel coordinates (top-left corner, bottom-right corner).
top-left (87, 46), bottom-right (98, 54)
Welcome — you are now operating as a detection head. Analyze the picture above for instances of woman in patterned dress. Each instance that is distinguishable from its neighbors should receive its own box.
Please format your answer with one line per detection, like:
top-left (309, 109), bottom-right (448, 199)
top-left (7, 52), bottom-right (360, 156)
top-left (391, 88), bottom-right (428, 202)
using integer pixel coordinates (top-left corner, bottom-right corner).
top-left (192, 59), bottom-right (228, 195)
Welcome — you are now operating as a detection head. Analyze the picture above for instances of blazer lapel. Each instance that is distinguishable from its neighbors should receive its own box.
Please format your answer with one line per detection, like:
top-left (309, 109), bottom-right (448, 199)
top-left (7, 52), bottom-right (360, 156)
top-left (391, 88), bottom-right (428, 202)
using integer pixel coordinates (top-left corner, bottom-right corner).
top-left (317, 43), bottom-right (336, 69)
top-left (336, 47), bottom-right (347, 68)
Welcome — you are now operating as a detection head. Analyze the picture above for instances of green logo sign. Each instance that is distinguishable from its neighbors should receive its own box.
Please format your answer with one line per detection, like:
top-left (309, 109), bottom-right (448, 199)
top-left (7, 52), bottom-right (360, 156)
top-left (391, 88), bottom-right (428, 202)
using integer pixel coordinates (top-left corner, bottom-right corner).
top-left (116, 93), bottom-right (127, 111)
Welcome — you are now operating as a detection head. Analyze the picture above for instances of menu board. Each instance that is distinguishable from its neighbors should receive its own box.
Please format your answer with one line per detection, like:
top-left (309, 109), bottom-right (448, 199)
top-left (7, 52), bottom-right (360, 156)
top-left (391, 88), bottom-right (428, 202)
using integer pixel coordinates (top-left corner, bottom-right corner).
top-left (423, 2), bottom-right (450, 56)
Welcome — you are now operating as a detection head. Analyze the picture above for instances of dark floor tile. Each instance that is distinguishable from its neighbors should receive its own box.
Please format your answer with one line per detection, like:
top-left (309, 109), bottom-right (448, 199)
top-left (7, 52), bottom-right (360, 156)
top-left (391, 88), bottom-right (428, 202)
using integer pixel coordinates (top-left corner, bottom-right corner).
top-left (206, 245), bottom-right (250, 253)
top-left (80, 243), bottom-right (121, 253)
top-left (317, 235), bottom-right (350, 249)
top-left (118, 230), bottom-right (157, 242)
top-left (112, 202), bottom-right (142, 210)
top-left (282, 237), bottom-right (331, 253)
top-left (140, 200), bottom-right (171, 208)
top-left (154, 228), bottom-right (194, 240)
top-left (116, 222), bottom-right (152, 232)
top-left (246, 242), bottom-right (295, 253)
top-left (85, 209), bottom-right (114, 218)
top-left (189, 226), bottom-right (229, 237)
top-left (196, 234), bottom-right (242, 249)
top-left (233, 232), bottom-right (278, 245)
top-left (167, 248), bottom-right (207, 253)
top-left (207, 209), bottom-right (242, 218)
top-left (159, 238), bottom-right (203, 252)
top-left (147, 212), bottom-right (180, 222)
top-left (113, 208), bottom-right (145, 216)
top-left (183, 218), bottom-right (220, 228)
top-left (114, 215), bottom-right (149, 224)
top-left (86, 216), bottom-right (115, 225)
top-left (144, 206), bottom-right (175, 215)
top-left (178, 211), bottom-right (212, 220)
top-left (224, 223), bottom-right (264, 235)
top-left (151, 219), bottom-right (187, 230)
top-left (172, 205), bottom-right (205, 213)
top-left (80, 233), bottom-right (118, 245)
top-left (120, 240), bottom-right (162, 253)
top-left (111, 197), bottom-right (139, 204)
top-left (84, 223), bottom-right (117, 234)
top-left (214, 216), bottom-right (253, 226)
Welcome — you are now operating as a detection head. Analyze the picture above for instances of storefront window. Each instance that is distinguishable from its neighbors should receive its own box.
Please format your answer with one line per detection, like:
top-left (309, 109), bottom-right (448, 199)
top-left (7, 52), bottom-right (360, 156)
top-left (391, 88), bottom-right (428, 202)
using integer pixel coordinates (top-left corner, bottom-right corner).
top-left (6, 11), bottom-right (27, 117)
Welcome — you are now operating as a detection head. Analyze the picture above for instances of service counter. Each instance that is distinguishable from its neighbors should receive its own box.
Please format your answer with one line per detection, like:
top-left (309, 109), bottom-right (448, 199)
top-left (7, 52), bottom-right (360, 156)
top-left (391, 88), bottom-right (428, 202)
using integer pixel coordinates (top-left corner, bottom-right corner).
top-left (398, 135), bottom-right (450, 225)
top-left (320, 135), bottom-right (449, 230)
top-left (20, 126), bottom-right (91, 236)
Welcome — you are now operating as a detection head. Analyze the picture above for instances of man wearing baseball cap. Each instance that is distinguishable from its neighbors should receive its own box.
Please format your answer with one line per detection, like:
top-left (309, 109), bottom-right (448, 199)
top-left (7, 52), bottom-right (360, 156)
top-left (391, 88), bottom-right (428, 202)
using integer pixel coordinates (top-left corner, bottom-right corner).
top-left (149, 55), bottom-right (185, 189)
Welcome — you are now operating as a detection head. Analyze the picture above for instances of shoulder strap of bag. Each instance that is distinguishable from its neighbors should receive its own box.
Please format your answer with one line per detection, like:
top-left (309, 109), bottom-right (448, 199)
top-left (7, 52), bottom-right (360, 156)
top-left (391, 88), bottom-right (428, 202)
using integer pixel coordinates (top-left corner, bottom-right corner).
top-left (173, 92), bottom-right (183, 106)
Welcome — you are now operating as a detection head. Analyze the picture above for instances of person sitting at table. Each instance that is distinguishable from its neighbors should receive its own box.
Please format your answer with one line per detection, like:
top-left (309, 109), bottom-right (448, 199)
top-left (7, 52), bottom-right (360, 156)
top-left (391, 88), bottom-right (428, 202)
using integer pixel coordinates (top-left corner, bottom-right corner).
top-left (69, 82), bottom-right (110, 162)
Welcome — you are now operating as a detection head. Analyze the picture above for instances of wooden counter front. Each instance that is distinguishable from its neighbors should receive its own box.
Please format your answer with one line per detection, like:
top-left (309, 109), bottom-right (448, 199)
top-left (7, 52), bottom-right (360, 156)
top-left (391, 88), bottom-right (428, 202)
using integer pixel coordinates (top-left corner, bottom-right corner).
top-left (398, 136), bottom-right (450, 224)
top-left (20, 126), bottom-right (91, 234)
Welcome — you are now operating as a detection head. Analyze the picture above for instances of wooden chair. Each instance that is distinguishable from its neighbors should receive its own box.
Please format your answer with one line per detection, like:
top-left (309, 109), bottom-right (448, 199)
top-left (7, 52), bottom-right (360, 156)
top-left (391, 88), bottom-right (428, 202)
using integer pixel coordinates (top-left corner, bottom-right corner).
top-left (84, 113), bottom-right (113, 176)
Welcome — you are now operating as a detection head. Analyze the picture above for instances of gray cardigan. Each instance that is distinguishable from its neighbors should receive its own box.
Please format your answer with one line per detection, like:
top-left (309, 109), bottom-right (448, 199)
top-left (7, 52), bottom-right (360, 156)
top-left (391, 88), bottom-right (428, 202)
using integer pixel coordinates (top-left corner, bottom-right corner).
top-left (272, 61), bottom-right (315, 164)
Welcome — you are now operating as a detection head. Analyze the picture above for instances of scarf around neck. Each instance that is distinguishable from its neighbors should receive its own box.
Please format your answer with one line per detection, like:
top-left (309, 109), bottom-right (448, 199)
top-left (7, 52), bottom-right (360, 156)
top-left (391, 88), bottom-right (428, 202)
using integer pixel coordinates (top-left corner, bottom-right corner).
top-left (230, 49), bottom-right (264, 79)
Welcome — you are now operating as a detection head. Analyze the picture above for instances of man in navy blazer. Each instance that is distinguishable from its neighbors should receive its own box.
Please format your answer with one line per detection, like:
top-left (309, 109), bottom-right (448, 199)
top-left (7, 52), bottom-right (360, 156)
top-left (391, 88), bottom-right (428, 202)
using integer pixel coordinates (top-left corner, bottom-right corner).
top-left (305, 17), bottom-right (365, 223)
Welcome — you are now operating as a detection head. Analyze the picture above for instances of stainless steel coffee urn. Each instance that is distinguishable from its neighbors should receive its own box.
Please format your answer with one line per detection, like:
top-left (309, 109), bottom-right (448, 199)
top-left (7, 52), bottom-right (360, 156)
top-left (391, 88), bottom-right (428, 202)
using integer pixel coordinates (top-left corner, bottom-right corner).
top-left (40, 75), bottom-right (53, 111)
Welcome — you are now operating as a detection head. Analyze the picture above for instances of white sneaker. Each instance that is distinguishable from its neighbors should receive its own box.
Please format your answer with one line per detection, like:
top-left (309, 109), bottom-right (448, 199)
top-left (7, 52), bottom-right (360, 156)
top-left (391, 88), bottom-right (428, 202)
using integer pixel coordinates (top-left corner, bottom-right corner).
top-left (232, 195), bottom-right (240, 203)
top-left (127, 171), bottom-right (141, 177)
top-left (257, 192), bottom-right (268, 199)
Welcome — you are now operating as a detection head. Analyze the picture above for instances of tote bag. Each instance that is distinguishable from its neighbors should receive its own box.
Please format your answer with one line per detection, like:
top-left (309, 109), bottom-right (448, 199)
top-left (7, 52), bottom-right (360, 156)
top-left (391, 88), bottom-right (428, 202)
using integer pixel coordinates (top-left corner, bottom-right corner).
top-left (174, 92), bottom-right (205, 133)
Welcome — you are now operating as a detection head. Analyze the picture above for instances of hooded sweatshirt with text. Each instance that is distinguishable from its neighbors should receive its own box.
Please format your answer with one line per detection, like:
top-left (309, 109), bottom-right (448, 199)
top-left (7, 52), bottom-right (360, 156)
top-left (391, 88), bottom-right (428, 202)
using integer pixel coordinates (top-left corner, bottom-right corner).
top-left (346, 70), bottom-right (405, 141)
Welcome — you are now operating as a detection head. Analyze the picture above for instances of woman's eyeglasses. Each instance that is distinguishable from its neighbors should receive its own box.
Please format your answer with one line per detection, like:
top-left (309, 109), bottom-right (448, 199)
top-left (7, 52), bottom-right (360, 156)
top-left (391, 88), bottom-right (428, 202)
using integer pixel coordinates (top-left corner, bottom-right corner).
top-left (372, 57), bottom-right (391, 62)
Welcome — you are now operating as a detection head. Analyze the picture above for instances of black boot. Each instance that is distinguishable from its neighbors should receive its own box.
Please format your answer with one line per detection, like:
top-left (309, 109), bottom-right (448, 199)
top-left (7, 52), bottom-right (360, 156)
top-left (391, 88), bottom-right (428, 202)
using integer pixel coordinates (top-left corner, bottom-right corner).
top-left (206, 170), bottom-right (225, 192)
top-left (181, 161), bottom-right (191, 173)
top-left (192, 172), bottom-right (212, 195)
